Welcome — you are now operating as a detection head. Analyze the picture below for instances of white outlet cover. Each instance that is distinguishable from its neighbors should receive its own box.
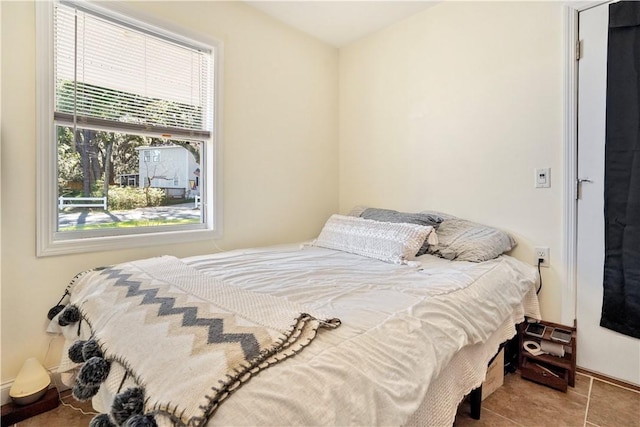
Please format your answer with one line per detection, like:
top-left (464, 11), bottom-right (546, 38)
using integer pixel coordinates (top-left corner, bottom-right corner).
top-left (534, 247), bottom-right (550, 267)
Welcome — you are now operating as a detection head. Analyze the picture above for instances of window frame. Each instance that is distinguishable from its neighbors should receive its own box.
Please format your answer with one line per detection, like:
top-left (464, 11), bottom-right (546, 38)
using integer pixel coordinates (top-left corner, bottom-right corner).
top-left (36, 0), bottom-right (224, 257)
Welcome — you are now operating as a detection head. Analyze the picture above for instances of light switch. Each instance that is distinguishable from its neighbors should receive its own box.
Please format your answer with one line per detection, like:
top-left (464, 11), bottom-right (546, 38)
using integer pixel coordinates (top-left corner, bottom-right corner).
top-left (535, 168), bottom-right (550, 188)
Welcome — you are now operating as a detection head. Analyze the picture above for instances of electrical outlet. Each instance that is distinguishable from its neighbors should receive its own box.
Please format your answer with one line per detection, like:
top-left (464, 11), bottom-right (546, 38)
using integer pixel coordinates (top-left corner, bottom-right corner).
top-left (534, 247), bottom-right (550, 267)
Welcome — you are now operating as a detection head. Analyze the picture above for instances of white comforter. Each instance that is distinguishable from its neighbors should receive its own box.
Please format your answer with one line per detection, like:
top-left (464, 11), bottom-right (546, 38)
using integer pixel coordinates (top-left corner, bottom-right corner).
top-left (157, 244), bottom-right (538, 426)
top-left (55, 244), bottom-right (538, 425)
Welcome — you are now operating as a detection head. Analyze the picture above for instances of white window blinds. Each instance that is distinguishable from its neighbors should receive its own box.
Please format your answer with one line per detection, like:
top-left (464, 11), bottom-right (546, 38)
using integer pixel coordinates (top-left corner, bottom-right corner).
top-left (53, 2), bottom-right (212, 139)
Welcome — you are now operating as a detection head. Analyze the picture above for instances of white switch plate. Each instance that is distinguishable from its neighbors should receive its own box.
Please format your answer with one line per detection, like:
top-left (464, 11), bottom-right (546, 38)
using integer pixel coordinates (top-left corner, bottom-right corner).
top-left (535, 168), bottom-right (550, 188)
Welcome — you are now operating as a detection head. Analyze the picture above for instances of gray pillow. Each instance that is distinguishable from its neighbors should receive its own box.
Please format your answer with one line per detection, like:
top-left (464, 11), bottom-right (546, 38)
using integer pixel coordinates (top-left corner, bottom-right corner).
top-left (359, 208), bottom-right (443, 256)
top-left (347, 205), bottom-right (368, 217)
top-left (419, 210), bottom-right (458, 222)
top-left (427, 218), bottom-right (516, 262)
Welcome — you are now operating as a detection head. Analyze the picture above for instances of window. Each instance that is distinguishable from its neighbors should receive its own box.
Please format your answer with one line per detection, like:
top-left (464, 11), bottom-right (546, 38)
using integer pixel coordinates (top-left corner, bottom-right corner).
top-left (36, 1), bottom-right (222, 256)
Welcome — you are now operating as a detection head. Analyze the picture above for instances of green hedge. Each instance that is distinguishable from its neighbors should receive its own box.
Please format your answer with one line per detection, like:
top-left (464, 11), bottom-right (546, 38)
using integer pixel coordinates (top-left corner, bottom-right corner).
top-left (106, 186), bottom-right (166, 210)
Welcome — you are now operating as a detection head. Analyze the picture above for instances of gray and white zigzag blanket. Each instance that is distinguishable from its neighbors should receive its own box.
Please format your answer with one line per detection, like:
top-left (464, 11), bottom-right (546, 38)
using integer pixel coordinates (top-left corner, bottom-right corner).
top-left (56, 256), bottom-right (340, 426)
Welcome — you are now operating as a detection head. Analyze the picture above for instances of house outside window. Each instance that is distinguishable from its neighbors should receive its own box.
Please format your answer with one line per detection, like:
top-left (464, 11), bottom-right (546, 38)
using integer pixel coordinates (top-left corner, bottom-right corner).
top-left (36, 0), bottom-right (222, 256)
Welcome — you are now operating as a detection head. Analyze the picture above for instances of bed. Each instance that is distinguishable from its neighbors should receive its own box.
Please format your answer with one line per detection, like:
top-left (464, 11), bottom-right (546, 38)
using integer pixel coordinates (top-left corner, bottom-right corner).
top-left (49, 210), bottom-right (541, 427)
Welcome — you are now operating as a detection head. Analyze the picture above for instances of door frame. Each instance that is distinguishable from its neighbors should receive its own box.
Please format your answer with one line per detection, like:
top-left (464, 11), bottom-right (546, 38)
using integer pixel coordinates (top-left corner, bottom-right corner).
top-left (562, 1), bottom-right (611, 326)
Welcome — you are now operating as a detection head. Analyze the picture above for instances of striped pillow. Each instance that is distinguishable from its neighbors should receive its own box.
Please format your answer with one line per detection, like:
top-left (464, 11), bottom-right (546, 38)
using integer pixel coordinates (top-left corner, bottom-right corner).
top-left (313, 214), bottom-right (434, 264)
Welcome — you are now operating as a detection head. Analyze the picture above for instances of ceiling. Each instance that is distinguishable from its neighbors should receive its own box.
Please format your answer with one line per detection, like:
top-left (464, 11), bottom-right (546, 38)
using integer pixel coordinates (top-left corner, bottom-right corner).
top-left (245, 1), bottom-right (439, 47)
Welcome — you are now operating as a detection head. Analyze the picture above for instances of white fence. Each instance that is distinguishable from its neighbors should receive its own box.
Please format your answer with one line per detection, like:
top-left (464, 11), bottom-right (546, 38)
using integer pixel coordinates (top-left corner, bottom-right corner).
top-left (58, 196), bottom-right (107, 210)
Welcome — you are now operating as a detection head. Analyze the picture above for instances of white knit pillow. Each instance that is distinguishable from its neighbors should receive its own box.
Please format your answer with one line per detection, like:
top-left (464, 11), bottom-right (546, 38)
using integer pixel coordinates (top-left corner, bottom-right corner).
top-left (313, 214), bottom-right (434, 264)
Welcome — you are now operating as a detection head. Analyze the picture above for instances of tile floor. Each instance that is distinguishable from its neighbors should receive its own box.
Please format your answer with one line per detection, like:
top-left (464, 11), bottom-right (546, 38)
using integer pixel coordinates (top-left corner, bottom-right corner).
top-left (7, 372), bottom-right (640, 426)
top-left (455, 372), bottom-right (640, 427)
top-left (8, 390), bottom-right (95, 427)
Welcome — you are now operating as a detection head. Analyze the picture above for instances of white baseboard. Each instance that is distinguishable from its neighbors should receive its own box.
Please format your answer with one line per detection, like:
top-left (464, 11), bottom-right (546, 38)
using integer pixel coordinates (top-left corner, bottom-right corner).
top-left (1, 381), bottom-right (12, 406)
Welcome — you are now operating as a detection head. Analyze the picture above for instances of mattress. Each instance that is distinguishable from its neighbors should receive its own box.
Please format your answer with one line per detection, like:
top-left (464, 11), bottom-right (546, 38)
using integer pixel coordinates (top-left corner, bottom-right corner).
top-left (60, 244), bottom-right (540, 426)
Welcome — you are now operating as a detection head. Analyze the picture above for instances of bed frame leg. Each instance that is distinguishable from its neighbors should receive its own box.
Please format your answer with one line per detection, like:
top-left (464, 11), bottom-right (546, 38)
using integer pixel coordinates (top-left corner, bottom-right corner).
top-left (469, 385), bottom-right (482, 420)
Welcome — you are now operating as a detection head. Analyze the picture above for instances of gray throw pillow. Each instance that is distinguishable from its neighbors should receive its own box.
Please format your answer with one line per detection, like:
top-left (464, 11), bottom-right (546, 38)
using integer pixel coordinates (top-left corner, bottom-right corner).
top-left (427, 218), bottom-right (516, 262)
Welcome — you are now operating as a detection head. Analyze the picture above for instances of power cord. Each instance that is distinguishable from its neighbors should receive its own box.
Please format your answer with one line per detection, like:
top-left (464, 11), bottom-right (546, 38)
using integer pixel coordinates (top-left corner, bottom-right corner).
top-left (43, 336), bottom-right (99, 417)
top-left (52, 377), bottom-right (99, 416)
top-left (212, 240), bottom-right (227, 253)
top-left (536, 258), bottom-right (543, 295)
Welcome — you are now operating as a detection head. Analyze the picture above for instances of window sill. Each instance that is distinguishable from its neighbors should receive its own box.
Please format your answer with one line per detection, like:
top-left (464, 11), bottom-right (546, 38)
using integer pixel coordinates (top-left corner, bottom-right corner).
top-left (37, 227), bottom-right (220, 257)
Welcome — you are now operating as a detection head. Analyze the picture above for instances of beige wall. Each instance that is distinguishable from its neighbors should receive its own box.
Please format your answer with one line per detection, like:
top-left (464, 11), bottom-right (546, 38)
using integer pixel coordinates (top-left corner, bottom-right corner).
top-left (0, 1), bottom-right (338, 384)
top-left (339, 1), bottom-right (565, 321)
top-left (2, 0), bottom-right (570, 388)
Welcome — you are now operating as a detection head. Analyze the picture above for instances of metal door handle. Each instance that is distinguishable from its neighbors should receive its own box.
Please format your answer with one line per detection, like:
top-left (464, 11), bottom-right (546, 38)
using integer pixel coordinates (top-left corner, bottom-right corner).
top-left (577, 178), bottom-right (593, 200)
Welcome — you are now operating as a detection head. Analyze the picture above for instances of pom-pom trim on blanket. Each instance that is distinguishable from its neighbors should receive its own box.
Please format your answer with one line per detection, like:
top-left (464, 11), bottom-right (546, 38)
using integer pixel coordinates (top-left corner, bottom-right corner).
top-left (112, 387), bottom-right (145, 425)
top-left (123, 414), bottom-right (158, 427)
top-left (72, 382), bottom-right (100, 401)
top-left (58, 305), bottom-right (80, 326)
top-left (68, 340), bottom-right (87, 364)
top-left (47, 304), bottom-right (66, 321)
top-left (78, 356), bottom-right (111, 386)
top-left (67, 331), bottom-right (155, 425)
top-left (82, 339), bottom-right (103, 360)
top-left (89, 413), bottom-right (116, 427)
